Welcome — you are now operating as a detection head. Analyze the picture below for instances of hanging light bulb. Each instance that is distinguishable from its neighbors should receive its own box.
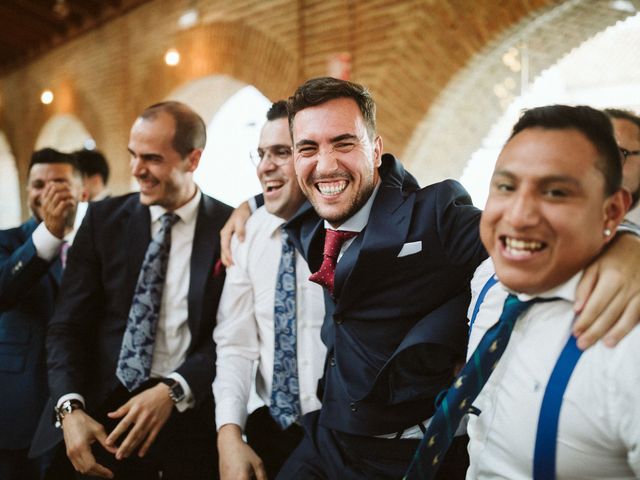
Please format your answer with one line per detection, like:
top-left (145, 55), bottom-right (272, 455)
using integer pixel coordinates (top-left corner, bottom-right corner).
top-left (41, 90), bottom-right (54, 105)
top-left (164, 48), bottom-right (180, 66)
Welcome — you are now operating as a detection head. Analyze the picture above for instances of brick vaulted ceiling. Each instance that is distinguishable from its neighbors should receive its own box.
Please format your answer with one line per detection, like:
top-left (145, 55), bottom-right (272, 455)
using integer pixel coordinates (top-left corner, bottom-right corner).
top-left (0, 0), bottom-right (151, 74)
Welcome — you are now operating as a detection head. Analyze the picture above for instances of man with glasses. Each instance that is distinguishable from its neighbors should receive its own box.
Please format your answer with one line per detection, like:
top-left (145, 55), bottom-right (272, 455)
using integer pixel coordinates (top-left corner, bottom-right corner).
top-left (605, 109), bottom-right (640, 223)
top-left (214, 101), bottom-right (326, 480)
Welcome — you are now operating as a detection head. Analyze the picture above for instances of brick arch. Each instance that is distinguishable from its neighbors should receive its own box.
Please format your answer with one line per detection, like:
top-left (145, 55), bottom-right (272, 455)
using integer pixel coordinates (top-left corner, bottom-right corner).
top-left (402, 1), bottom-right (639, 186)
top-left (137, 20), bottom-right (298, 116)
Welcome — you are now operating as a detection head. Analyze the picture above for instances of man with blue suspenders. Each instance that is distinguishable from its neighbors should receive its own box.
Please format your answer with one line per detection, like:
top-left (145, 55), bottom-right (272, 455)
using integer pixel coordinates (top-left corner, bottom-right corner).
top-left (406, 105), bottom-right (639, 479)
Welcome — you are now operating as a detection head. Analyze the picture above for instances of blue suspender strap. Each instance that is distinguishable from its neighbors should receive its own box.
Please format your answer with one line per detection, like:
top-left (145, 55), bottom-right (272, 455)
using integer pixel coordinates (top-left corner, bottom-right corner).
top-left (533, 334), bottom-right (584, 480)
top-left (469, 275), bottom-right (498, 333)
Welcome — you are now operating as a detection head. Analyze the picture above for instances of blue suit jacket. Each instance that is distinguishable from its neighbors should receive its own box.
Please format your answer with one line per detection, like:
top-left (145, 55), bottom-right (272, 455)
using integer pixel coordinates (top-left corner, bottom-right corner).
top-left (31, 192), bottom-right (232, 455)
top-left (0, 218), bottom-right (61, 450)
top-left (285, 154), bottom-right (487, 435)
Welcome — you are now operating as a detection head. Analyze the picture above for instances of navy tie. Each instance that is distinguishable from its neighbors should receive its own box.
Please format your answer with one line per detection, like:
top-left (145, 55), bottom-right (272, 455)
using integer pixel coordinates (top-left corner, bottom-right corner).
top-left (116, 212), bottom-right (179, 392)
top-left (404, 293), bottom-right (541, 480)
top-left (270, 228), bottom-right (302, 429)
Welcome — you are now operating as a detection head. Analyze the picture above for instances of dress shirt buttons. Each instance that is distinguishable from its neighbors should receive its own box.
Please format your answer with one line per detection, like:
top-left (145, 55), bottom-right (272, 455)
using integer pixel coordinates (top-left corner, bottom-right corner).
top-left (350, 402), bottom-right (358, 412)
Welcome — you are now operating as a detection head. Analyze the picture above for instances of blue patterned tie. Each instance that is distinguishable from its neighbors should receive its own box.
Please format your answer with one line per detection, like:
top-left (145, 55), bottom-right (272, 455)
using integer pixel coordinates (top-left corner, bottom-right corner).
top-left (269, 228), bottom-right (302, 430)
top-left (404, 294), bottom-right (542, 480)
top-left (116, 212), bottom-right (179, 392)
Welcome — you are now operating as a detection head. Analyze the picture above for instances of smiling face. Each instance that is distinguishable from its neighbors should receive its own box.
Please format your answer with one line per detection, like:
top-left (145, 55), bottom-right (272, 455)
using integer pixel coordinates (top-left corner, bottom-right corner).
top-left (256, 117), bottom-right (306, 220)
top-left (128, 111), bottom-right (199, 211)
top-left (480, 127), bottom-right (626, 295)
top-left (292, 97), bottom-right (382, 228)
top-left (27, 162), bottom-right (83, 222)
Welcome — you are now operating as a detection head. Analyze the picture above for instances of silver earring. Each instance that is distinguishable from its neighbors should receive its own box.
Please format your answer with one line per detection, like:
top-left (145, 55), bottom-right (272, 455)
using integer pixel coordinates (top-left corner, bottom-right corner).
top-left (604, 228), bottom-right (612, 237)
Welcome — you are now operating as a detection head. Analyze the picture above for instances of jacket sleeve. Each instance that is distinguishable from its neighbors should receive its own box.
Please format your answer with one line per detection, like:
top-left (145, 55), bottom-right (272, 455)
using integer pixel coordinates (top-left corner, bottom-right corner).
top-left (46, 207), bottom-right (103, 402)
top-left (0, 229), bottom-right (52, 311)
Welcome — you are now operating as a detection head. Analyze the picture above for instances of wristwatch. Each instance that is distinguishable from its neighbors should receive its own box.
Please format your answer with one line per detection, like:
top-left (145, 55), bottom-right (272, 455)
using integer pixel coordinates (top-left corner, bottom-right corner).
top-left (160, 378), bottom-right (186, 404)
top-left (54, 399), bottom-right (84, 429)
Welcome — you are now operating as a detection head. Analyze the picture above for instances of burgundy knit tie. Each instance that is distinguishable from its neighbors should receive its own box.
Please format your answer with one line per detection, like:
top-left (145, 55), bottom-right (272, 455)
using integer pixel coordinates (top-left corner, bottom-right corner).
top-left (308, 229), bottom-right (358, 296)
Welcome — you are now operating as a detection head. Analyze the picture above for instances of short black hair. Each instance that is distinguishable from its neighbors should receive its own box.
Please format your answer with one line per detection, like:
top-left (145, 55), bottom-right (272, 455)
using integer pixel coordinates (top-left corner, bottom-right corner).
top-left (29, 148), bottom-right (80, 176)
top-left (509, 105), bottom-right (622, 196)
top-left (266, 100), bottom-right (288, 121)
top-left (73, 149), bottom-right (110, 184)
top-left (140, 101), bottom-right (206, 157)
top-left (287, 77), bottom-right (377, 139)
top-left (604, 108), bottom-right (640, 133)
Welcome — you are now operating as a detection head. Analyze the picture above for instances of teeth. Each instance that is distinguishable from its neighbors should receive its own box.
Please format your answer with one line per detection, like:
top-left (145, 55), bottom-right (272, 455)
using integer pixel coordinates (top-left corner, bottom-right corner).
top-left (317, 181), bottom-right (347, 196)
top-left (504, 237), bottom-right (543, 256)
top-left (265, 181), bottom-right (283, 192)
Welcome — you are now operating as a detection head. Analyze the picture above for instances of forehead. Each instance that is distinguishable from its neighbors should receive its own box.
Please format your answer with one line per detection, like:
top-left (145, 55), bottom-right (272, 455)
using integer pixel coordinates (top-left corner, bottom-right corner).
top-left (497, 127), bottom-right (602, 181)
top-left (611, 118), bottom-right (640, 146)
top-left (292, 97), bottom-right (366, 140)
top-left (129, 112), bottom-right (176, 151)
top-left (259, 118), bottom-right (291, 146)
top-left (28, 162), bottom-right (75, 181)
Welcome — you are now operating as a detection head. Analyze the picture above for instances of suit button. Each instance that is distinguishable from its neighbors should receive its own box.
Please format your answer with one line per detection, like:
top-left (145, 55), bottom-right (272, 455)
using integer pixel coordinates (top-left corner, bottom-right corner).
top-left (350, 402), bottom-right (358, 412)
top-left (335, 315), bottom-right (343, 325)
top-left (329, 355), bottom-right (336, 367)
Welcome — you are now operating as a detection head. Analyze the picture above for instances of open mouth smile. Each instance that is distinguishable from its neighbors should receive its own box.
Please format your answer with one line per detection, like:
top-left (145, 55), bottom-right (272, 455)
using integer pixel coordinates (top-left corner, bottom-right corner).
top-left (316, 180), bottom-right (348, 196)
top-left (500, 235), bottom-right (546, 257)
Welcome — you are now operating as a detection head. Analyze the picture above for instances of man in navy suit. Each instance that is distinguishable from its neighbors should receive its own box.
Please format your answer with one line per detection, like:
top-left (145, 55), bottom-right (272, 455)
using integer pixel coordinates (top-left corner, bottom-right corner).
top-left (272, 78), bottom-right (640, 480)
top-left (31, 101), bottom-right (232, 479)
top-left (0, 148), bottom-right (85, 480)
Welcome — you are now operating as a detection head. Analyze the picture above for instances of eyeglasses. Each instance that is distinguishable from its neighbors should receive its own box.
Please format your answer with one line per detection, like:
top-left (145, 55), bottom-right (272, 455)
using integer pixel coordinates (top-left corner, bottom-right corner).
top-left (620, 147), bottom-right (640, 163)
top-left (250, 145), bottom-right (292, 167)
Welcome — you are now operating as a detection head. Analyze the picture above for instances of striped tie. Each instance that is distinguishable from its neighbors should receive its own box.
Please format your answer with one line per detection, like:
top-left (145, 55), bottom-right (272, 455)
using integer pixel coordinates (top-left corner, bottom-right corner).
top-left (404, 294), bottom-right (542, 479)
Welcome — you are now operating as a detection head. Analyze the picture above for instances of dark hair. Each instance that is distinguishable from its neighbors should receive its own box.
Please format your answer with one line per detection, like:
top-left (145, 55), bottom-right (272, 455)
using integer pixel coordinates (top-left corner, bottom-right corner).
top-left (73, 149), bottom-right (110, 184)
top-left (287, 77), bottom-right (377, 139)
top-left (29, 148), bottom-right (80, 176)
top-left (140, 101), bottom-right (206, 157)
top-left (509, 105), bottom-right (622, 195)
top-left (604, 108), bottom-right (640, 132)
top-left (266, 100), bottom-right (288, 121)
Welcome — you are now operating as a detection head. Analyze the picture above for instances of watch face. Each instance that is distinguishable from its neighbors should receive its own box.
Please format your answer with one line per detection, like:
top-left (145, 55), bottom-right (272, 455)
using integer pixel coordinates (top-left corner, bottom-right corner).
top-left (170, 382), bottom-right (185, 402)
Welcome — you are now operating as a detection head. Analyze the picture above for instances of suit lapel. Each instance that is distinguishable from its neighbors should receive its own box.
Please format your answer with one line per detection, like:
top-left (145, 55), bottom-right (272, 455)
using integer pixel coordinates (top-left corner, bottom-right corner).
top-left (126, 200), bottom-right (151, 290)
top-left (334, 162), bottom-right (416, 313)
top-left (187, 195), bottom-right (220, 333)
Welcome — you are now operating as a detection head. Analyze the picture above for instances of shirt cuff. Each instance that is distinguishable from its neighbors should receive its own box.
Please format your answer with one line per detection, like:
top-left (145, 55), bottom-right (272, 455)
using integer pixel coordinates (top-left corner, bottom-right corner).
top-left (56, 393), bottom-right (86, 409)
top-left (167, 372), bottom-right (195, 412)
top-left (32, 222), bottom-right (63, 262)
top-left (215, 397), bottom-right (249, 432)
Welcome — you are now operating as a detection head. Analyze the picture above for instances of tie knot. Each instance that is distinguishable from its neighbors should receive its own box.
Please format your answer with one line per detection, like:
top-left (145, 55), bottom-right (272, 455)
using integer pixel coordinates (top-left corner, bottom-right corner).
top-left (159, 212), bottom-right (180, 231)
top-left (323, 229), bottom-right (358, 258)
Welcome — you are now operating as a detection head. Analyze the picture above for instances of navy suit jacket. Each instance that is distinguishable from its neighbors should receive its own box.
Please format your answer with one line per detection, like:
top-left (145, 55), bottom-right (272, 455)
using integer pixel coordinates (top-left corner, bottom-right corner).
top-left (31, 192), bottom-right (232, 455)
top-left (285, 154), bottom-right (487, 435)
top-left (0, 218), bottom-right (61, 450)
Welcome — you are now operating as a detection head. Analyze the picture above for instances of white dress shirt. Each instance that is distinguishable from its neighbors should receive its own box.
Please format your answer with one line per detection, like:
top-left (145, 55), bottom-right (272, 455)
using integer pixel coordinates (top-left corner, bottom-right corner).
top-left (466, 258), bottom-right (640, 479)
top-left (58, 190), bottom-right (202, 412)
top-left (213, 206), bottom-right (326, 430)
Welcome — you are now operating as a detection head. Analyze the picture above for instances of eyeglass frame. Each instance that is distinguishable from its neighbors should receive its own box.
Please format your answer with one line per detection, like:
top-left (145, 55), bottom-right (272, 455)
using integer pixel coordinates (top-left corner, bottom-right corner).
top-left (620, 147), bottom-right (640, 164)
top-left (249, 145), bottom-right (293, 168)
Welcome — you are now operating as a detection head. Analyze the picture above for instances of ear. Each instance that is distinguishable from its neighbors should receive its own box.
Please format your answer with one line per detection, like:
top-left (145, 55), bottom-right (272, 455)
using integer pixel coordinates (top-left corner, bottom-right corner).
top-left (373, 135), bottom-right (383, 168)
top-left (603, 189), bottom-right (628, 244)
top-left (186, 148), bottom-right (202, 172)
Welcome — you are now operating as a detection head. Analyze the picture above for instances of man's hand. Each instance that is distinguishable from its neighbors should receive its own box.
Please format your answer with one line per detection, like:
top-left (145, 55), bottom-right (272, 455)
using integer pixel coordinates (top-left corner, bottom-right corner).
top-left (40, 181), bottom-right (77, 239)
top-left (105, 383), bottom-right (174, 460)
top-left (62, 409), bottom-right (117, 479)
top-left (574, 233), bottom-right (640, 349)
top-left (217, 424), bottom-right (267, 480)
top-left (220, 201), bottom-right (252, 267)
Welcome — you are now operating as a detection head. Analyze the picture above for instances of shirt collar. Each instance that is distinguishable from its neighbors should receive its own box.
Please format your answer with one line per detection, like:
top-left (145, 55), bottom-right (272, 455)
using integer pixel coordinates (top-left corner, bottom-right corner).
top-left (502, 270), bottom-right (582, 304)
top-left (323, 180), bottom-right (382, 232)
top-left (149, 189), bottom-right (201, 226)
